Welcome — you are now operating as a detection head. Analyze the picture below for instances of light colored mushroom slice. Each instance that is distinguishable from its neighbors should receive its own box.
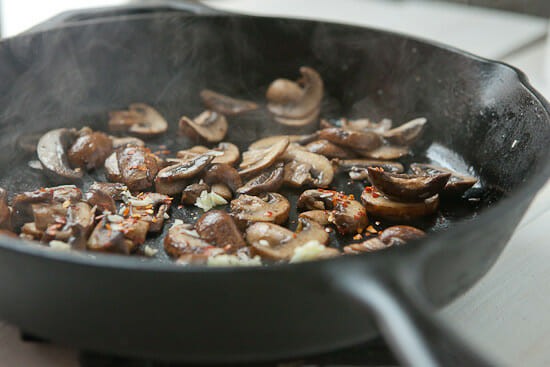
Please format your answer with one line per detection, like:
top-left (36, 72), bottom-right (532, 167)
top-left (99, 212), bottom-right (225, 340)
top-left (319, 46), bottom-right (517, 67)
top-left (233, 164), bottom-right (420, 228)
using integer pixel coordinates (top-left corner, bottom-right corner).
top-left (298, 210), bottom-right (331, 225)
top-left (237, 162), bottom-right (284, 195)
top-left (383, 117), bottom-right (427, 146)
top-left (203, 163), bottom-right (242, 193)
top-left (356, 144), bottom-right (410, 160)
top-left (409, 163), bottom-right (478, 197)
top-left (155, 154), bottom-right (214, 195)
top-left (281, 145), bottom-right (334, 188)
top-left (109, 103), bottom-right (168, 137)
top-left (361, 187), bottom-right (439, 221)
top-left (283, 161), bottom-right (313, 188)
top-left (321, 117), bottom-right (392, 134)
top-left (238, 137), bottom-right (289, 177)
top-left (104, 152), bottom-right (121, 182)
top-left (195, 210), bottom-right (246, 252)
top-left (200, 89), bottom-right (259, 115)
top-left (343, 237), bottom-right (389, 254)
top-left (335, 159), bottom-right (404, 174)
top-left (179, 110), bottom-right (228, 143)
top-left (318, 128), bottom-right (383, 151)
top-left (266, 66), bottom-right (323, 126)
top-left (68, 130), bottom-right (113, 171)
top-left (231, 193), bottom-right (290, 228)
top-left (246, 218), bottom-right (329, 261)
top-left (111, 136), bottom-right (145, 149)
top-left (211, 183), bottom-right (233, 201)
top-left (248, 135), bottom-right (307, 150)
top-left (305, 139), bottom-right (354, 159)
top-left (367, 167), bottom-right (451, 202)
top-left (379, 225), bottom-right (425, 247)
top-left (88, 182), bottom-right (128, 200)
top-left (37, 128), bottom-right (82, 181)
top-left (177, 142), bottom-right (240, 166)
top-left (164, 223), bottom-right (222, 260)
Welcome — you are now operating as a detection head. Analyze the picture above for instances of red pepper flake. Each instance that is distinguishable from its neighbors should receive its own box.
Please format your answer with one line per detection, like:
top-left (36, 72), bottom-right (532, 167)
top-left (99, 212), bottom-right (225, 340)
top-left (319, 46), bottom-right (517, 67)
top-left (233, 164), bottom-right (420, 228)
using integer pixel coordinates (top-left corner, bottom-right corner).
top-left (348, 194), bottom-right (355, 200)
top-left (372, 192), bottom-right (380, 198)
top-left (224, 245), bottom-right (232, 251)
top-left (366, 225), bottom-right (378, 234)
top-left (177, 205), bottom-right (183, 209)
top-left (265, 211), bottom-right (273, 217)
top-left (123, 207), bottom-right (130, 216)
top-left (363, 186), bottom-right (373, 193)
top-left (105, 223), bottom-right (112, 230)
top-left (353, 234), bottom-right (362, 240)
top-left (292, 233), bottom-right (297, 238)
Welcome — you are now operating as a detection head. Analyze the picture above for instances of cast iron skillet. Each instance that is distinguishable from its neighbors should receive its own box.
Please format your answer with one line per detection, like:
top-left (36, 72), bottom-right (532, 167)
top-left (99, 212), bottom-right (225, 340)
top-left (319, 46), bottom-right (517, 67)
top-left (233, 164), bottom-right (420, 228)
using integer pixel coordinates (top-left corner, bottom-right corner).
top-left (0, 2), bottom-right (548, 365)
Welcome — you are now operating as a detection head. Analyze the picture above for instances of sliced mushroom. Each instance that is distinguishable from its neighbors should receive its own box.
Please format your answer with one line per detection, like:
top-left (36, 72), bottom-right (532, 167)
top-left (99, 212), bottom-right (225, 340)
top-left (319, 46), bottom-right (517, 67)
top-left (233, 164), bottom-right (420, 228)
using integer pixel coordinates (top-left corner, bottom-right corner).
top-left (367, 167), bottom-right (451, 202)
top-left (112, 146), bottom-right (160, 192)
top-left (246, 218), bottom-right (328, 261)
top-left (195, 210), bottom-right (246, 252)
top-left (181, 182), bottom-right (210, 205)
top-left (108, 103), bottom-right (168, 137)
top-left (87, 217), bottom-right (133, 254)
top-left (335, 159), bottom-right (404, 174)
top-left (321, 117), bottom-right (392, 134)
top-left (111, 136), bottom-right (145, 149)
top-left (410, 163), bottom-right (478, 196)
top-left (104, 152), bottom-right (121, 182)
top-left (283, 161), bottom-right (313, 188)
top-left (297, 189), bottom-right (367, 235)
top-left (203, 163), bottom-right (242, 193)
top-left (0, 188), bottom-right (12, 230)
top-left (237, 162), bottom-right (284, 195)
top-left (318, 128), bottom-right (382, 152)
top-left (67, 130), bottom-right (113, 170)
top-left (179, 110), bottom-right (228, 143)
top-left (356, 144), bottom-right (410, 160)
top-left (383, 117), bottom-right (426, 146)
top-left (88, 182), bottom-right (128, 200)
top-left (84, 189), bottom-right (116, 214)
top-left (123, 192), bottom-right (172, 232)
top-left (379, 225), bottom-right (425, 247)
top-left (298, 210), bottom-right (330, 225)
top-left (230, 193), bottom-right (290, 228)
top-left (343, 237), bottom-right (389, 254)
top-left (200, 89), bottom-right (259, 115)
top-left (305, 140), bottom-right (354, 159)
top-left (37, 128), bottom-right (82, 181)
top-left (248, 135), bottom-right (314, 150)
top-left (155, 154), bottom-right (213, 195)
top-left (361, 187), bottom-right (439, 221)
top-left (282, 145), bottom-right (334, 188)
top-left (266, 66), bottom-right (323, 126)
top-left (238, 137), bottom-right (289, 177)
top-left (211, 183), bottom-right (232, 201)
top-left (177, 142), bottom-right (240, 166)
top-left (164, 223), bottom-right (222, 259)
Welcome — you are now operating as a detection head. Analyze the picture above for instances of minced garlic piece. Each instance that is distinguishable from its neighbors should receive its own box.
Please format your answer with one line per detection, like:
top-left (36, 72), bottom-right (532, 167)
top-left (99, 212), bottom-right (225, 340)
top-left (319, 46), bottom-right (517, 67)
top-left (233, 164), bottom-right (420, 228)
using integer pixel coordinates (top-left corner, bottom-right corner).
top-left (49, 240), bottom-right (71, 251)
top-left (290, 240), bottom-right (327, 263)
top-left (207, 254), bottom-right (262, 267)
top-left (195, 190), bottom-right (228, 211)
top-left (143, 245), bottom-right (158, 257)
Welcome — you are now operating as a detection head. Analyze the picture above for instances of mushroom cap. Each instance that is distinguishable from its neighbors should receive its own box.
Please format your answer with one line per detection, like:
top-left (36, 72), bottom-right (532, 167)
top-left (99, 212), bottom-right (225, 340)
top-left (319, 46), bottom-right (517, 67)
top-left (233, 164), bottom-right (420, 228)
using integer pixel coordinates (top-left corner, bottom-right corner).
top-left (37, 128), bottom-right (83, 181)
top-left (343, 237), bottom-right (390, 254)
top-left (111, 136), bottom-right (145, 149)
top-left (109, 103), bottom-right (168, 137)
top-left (177, 142), bottom-right (240, 166)
top-left (282, 145), bottom-right (334, 187)
top-left (231, 192), bottom-right (290, 228)
top-left (203, 163), bottom-right (243, 193)
top-left (383, 117), bottom-right (427, 146)
top-left (68, 131), bottom-right (113, 171)
top-left (335, 159), bottom-right (404, 174)
top-left (248, 135), bottom-right (308, 150)
top-left (237, 162), bottom-right (284, 195)
top-left (409, 163), bottom-right (478, 196)
top-left (163, 223), bottom-right (219, 258)
top-left (318, 128), bottom-right (383, 151)
top-left (84, 189), bottom-right (116, 214)
top-left (200, 89), bottom-right (258, 115)
top-left (179, 110), bottom-right (228, 143)
top-left (195, 210), bottom-right (246, 252)
top-left (305, 139), bottom-right (354, 159)
top-left (181, 182), bottom-right (210, 205)
top-left (356, 144), bottom-right (410, 160)
top-left (321, 117), bottom-right (392, 134)
top-left (115, 146), bottom-right (160, 192)
top-left (361, 188), bottom-right (439, 222)
top-left (155, 154), bottom-right (214, 195)
top-left (298, 210), bottom-right (330, 225)
top-left (239, 137), bottom-right (289, 177)
top-left (379, 225), bottom-right (425, 246)
top-left (367, 167), bottom-right (451, 202)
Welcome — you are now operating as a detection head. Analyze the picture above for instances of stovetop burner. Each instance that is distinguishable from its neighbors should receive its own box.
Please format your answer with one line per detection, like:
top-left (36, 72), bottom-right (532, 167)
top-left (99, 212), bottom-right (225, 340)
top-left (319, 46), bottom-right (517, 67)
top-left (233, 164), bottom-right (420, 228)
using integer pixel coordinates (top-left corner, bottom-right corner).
top-left (21, 332), bottom-right (398, 366)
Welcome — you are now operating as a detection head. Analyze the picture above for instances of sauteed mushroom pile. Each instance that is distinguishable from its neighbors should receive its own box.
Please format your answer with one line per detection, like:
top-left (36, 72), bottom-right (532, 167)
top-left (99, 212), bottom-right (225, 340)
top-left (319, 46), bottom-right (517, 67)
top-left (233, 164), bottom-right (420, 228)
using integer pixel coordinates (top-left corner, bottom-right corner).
top-left (3, 67), bottom-right (479, 265)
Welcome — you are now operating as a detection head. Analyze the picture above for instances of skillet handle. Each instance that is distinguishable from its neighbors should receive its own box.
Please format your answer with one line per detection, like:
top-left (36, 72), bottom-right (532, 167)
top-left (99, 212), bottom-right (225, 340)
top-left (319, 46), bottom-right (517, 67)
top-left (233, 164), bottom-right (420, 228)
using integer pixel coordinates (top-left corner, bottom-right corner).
top-left (24, 1), bottom-right (224, 35)
top-left (334, 266), bottom-right (493, 367)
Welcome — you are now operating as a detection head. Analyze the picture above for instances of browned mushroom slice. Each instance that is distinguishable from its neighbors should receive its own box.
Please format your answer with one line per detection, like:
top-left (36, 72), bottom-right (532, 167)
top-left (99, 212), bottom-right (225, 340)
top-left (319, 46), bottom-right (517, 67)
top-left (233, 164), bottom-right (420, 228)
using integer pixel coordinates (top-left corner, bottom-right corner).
top-left (343, 237), bottom-right (389, 254)
top-left (108, 103), bottom-right (168, 137)
top-left (248, 135), bottom-right (314, 150)
top-left (177, 142), bottom-right (240, 166)
top-left (32, 203), bottom-right (68, 231)
top-left (238, 137), bottom-right (289, 177)
top-left (87, 217), bottom-right (133, 254)
top-left (111, 146), bottom-right (160, 192)
top-left (356, 144), bottom-right (410, 160)
top-left (111, 136), bottom-right (145, 149)
top-left (237, 162), bottom-right (284, 195)
top-left (305, 140), bottom-right (354, 159)
top-left (246, 218), bottom-right (329, 261)
top-left (88, 182), bottom-right (128, 200)
top-left (298, 210), bottom-right (330, 225)
top-left (282, 145), bottom-right (334, 188)
top-left (203, 163), bottom-right (242, 193)
top-left (335, 159), bottom-right (404, 174)
top-left (266, 66), bottom-right (323, 126)
top-left (0, 188), bottom-right (12, 230)
top-left (383, 117), bottom-right (427, 146)
top-left (179, 110), bottom-right (228, 143)
top-left (367, 167), bottom-right (451, 202)
top-left (321, 117), bottom-right (392, 134)
top-left (37, 128), bottom-right (83, 181)
top-left (318, 128), bottom-right (382, 152)
top-left (379, 225), bottom-right (425, 247)
top-left (200, 89), bottom-right (259, 115)
top-left (297, 189), bottom-right (367, 235)
top-left (164, 223), bottom-right (222, 259)
top-left (231, 193), bottom-right (290, 228)
top-left (195, 210), bottom-right (246, 252)
top-left (85, 189), bottom-right (116, 214)
top-left (361, 187), bottom-right (439, 221)
top-left (211, 183), bottom-right (233, 201)
top-left (67, 130), bottom-right (113, 171)
top-left (181, 182), bottom-right (210, 205)
top-left (155, 154), bottom-right (214, 195)
top-left (122, 193), bottom-right (172, 232)
top-left (410, 163), bottom-right (478, 196)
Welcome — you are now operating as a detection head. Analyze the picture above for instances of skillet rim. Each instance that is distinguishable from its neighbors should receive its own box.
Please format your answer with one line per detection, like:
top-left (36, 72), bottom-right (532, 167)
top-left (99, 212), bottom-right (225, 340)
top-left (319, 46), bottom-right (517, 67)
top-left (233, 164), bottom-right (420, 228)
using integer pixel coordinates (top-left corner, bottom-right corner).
top-left (0, 13), bottom-right (548, 274)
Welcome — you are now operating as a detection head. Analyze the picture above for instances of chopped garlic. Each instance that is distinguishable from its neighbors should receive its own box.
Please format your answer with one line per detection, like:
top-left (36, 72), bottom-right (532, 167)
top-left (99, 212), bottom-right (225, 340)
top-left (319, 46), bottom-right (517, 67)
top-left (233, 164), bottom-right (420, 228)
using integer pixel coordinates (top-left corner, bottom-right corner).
top-left (171, 219), bottom-right (184, 228)
top-left (143, 245), bottom-right (158, 257)
top-left (49, 241), bottom-right (71, 251)
top-left (207, 254), bottom-right (262, 267)
top-left (181, 228), bottom-right (200, 237)
top-left (258, 239), bottom-right (270, 247)
top-left (195, 190), bottom-right (228, 211)
top-left (128, 197), bottom-right (154, 207)
top-left (107, 214), bottom-right (124, 223)
top-left (290, 240), bottom-right (327, 263)
top-left (163, 212), bottom-right (170, 219)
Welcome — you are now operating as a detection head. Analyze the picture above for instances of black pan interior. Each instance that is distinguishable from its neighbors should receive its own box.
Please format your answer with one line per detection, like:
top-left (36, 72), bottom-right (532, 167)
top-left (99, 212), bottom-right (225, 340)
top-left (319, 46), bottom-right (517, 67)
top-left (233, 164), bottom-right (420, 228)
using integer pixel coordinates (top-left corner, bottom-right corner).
top-left (0, 15), bottom-right (547, 262)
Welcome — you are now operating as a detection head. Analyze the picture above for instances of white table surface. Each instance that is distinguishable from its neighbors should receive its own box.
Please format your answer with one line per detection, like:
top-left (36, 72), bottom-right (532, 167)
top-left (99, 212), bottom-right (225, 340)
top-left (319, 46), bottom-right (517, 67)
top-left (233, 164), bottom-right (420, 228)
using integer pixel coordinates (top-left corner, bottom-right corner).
top-left (0, 1), bottom-right (549, 365)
